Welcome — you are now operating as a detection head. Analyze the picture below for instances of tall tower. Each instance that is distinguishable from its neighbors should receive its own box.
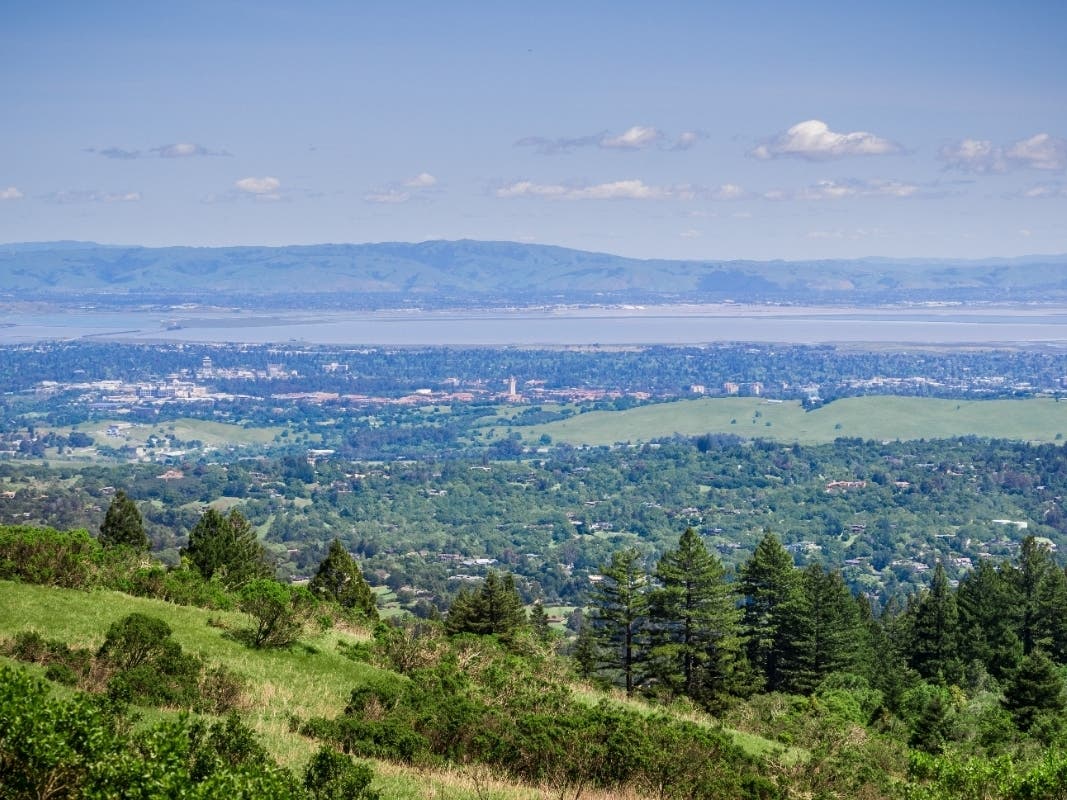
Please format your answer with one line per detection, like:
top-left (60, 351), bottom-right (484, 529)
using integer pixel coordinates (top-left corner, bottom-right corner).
top-left (508, 376), bottom-right (517, 397)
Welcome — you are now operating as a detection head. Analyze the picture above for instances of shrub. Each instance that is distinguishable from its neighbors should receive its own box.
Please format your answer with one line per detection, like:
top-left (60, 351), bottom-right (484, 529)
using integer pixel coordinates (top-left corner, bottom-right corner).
top-left (238, 579), bottom-right (316, 649)
top-left (0, 525), bottom-right (99, 588)
top-left (303, 746), bottom-right (380, 800)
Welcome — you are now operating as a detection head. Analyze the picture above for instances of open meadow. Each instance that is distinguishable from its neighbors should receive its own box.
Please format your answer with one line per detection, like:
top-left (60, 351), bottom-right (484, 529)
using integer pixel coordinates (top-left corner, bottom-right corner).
top-left (517, 396), bottom-right (1067, 446)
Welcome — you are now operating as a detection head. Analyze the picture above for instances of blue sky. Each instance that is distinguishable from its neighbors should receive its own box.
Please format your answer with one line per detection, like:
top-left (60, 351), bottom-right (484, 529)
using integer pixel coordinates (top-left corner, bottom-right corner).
top-left (2, 1), bottom-right (1065, 259)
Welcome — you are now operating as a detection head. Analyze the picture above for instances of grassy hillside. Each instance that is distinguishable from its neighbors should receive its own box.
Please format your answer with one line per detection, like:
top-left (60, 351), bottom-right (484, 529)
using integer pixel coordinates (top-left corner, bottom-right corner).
top-left (0, 578), bottom-right (800, 799)
top-left (0, 579), bottom-right (385, 767)
top-left (519, 396), bottom-right (1067, 446)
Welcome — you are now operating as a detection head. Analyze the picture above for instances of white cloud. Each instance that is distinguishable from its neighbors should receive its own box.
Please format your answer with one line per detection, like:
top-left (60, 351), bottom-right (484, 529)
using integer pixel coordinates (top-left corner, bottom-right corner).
top-left (600, 126), bottom-right (662, 150)
top-left (679, 228), bottom-right (702, 239)
top-left (496, 179), bottom-right (691, 200)
top-left (153, 143), bottom-right (230, 158)
top-left (235, 176), bottom-right (281, 199)
top-left (765, 178), bottom-right (920, 201)
top-left (671, 131), bottom-right (703, 151)
top-left (941, 133), bottom-right (1066, 173)
top-left (0, 186), bottom-right (23, 200)
top-left (1006, 133), bottom-right (1067, 171)
top-left (711, 183), bottom-right (745, 200)
top-left (364, 189), bottom-right (411, 204)
top-left (751, 119), bottom-right (902, 161)
top-left (939, 139), bottom-right (1005, 174)
top-left (403, 172), bottom-right (438, 188)
top-left (516, 125), bottom-right (700, 154)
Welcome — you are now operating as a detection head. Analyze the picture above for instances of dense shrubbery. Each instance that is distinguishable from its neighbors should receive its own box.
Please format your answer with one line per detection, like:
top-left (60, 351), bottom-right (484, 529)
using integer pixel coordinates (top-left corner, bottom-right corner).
top-left (0, 665), bottom-right (377, 800)
top-left (3, 613), bottom-right (245, 714)
top-left (305, 626), bottom-right (776, 799)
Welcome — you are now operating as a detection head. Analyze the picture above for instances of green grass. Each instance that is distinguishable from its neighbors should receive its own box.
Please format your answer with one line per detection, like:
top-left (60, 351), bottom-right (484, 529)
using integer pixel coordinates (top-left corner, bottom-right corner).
top-left (0, 579), bottom-right (383, 769)
top-left (0, 579), bottom-right (807, 795)
top-left (518, 396), bottom-right (1067, 446)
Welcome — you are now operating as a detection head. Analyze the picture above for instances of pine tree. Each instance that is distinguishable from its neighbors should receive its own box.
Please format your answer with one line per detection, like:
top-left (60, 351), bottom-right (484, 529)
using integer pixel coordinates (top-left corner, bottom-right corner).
top-left (908, 562), bottom-right (961, 684)
top-left (956, 559), bottom-right (1023, 680)
top-left (647, 528), bottom-right (741, 704)
top-left (797, 563), bottom-right (866, 692)
top-left (308, 539), bottom-right (378, 621)
top-left (591, 547), bottom-right (649, 696)
top-left (183, 508), bottom-right (271, 588)
top-left (99, 490), bottom-right (148, 550)
top-left (1003, 649), bottom-right (1066, 731)
top-left (529, 602), bottom-right (552, 643)
top-left (1011, 536), bottom-right (1067, 660)
top-left (739, 532), bottom-right (804, 692)
top-left (445, 570), bottom-right (526, 637)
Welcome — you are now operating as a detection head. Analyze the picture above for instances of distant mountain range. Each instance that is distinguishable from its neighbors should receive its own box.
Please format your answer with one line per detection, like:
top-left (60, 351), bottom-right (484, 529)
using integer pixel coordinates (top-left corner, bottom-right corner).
top-left (1, 240), bottom-right (1065, 308)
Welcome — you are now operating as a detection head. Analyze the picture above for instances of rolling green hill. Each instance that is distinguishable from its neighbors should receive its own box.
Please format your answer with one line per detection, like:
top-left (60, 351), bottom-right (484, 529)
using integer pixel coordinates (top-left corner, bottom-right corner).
top-left (519, 396), bottom-right (1067, 446)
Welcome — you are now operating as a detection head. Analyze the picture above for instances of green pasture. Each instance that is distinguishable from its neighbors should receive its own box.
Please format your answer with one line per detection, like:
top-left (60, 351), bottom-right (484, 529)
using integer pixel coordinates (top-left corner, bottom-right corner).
top-left (518, 396), bottom-right (1067, 446)
top-left (73, 417), bottom-right (284, 447)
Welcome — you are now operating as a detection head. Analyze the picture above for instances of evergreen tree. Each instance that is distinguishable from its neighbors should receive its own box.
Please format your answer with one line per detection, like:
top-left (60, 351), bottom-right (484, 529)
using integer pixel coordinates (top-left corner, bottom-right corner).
top-left (571, 614), bottom-right (600, 680)
top-left (956, 559), bottom-right (1023, 680)
top-left (309, 539), bottom-right (378, 621)
top-left (183, 508), bottom-right (271, 588)
top-left (647, 528), bottom-right (741, 704)
top-left (98, 490), bottom-right (147, 550)
top-left (908, 562), bottom-right (961, 684)
top-left (797, 563), bottom-right (866, 692)
top-left (1010, 536), bottom-right (1067, 660)
top-left (909, 692), bottom-right (951, 754)
top-left (445, 570), bottom-right (526, 637)
top-left (591, 547), bottom-right (649, 696)
top-left (1002, 649), bottom-right (1066, 731)
top-left (738, 532), bottom-right (804, 693)
top-left (529, 602), bottom-right (552, 643)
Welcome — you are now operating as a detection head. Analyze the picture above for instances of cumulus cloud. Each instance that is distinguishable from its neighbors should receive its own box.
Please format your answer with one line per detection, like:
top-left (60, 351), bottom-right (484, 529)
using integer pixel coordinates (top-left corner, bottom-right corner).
top-left (364, 172), bottom-right (439, 204)
top-left (670, 131), bottom-right (704, 151)
top-left (939, 139), bottom-right (1005, 174)
top-left (496, 179), bottom-right (693, 200)
top-left (711, 183), bottom-right (746, 200)
top-left (764, 178), bottom-right (920, 201)
top-left (1006, 134), bottom-right (1066, 171)
top-left (516, 125), bottom-right (703, 154)
top-left (0, 186), bottom-right (23, 200)
top-left (87, 142), bottom-right (231, 159)
top-left (44, 190), bottom-right (141, 204)
top-left (234, 176), bottom-right (281, 199)
top-left (941, 133), bottom-right (1066, 173)
top-left (403, 172), bottom-right (438, 188)
top-left (751, 120), bottom-right (902, 161)
top-left (600, 126), bottom-right (662, 149)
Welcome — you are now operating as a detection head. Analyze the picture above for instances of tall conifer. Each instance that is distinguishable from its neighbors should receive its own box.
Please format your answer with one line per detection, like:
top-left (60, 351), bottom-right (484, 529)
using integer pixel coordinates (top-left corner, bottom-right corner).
top-left (648, 528), bottom-right (741, 704)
